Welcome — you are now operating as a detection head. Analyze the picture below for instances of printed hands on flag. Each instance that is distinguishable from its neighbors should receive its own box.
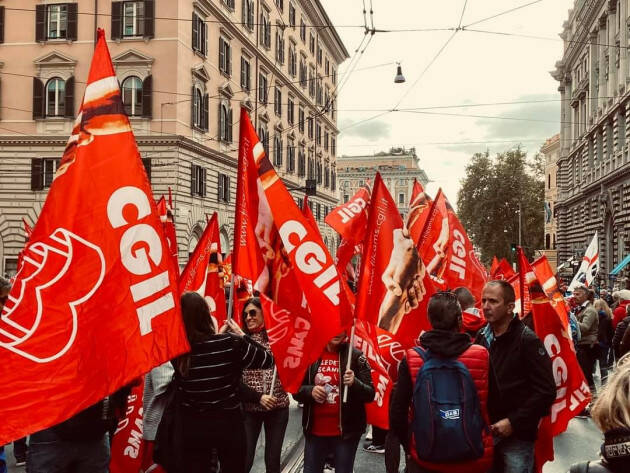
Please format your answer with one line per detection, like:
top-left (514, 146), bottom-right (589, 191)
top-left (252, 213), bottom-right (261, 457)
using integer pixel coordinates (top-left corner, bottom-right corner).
top-left (378, 228), bottom-right (426, 333)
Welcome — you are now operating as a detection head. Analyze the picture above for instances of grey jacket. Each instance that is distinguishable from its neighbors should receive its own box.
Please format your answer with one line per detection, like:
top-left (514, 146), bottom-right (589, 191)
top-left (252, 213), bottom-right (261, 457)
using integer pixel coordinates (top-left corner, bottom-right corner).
top-left (575, 302), bottom-right (599, 346)
top-left (142, 361), bottom-right (175, 441)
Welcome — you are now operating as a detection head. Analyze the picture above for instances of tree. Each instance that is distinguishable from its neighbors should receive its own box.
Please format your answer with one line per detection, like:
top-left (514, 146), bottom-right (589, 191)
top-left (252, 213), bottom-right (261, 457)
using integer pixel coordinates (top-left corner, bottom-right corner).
top-left (457, 147), bottom-right (544, 264)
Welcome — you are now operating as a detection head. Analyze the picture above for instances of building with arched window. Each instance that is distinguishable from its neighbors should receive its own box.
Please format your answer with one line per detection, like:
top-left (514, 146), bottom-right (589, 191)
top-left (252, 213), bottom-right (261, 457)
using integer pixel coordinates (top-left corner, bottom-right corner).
top-left (0, 0), bottom-right (348, 275)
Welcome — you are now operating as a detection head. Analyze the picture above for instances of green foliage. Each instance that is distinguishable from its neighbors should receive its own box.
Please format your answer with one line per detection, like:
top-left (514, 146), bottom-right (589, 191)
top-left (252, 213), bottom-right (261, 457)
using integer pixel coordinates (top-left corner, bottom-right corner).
top-left (456, 147), bottom-right (544, 264)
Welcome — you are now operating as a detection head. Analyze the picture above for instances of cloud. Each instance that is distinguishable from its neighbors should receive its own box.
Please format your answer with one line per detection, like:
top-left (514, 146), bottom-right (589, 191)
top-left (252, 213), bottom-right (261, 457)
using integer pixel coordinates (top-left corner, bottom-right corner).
top-left (339, 118), bottom-right (392, 142)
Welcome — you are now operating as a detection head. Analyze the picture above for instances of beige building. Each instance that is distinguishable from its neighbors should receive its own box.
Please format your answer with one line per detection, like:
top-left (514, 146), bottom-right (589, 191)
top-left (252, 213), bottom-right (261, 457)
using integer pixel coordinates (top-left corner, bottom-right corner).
top-left (540, 133), bottom-right (560, 271)
top-left (0, 0), bottom-right (348, 275)
top-left (337, 147), bottom-right (430, 221)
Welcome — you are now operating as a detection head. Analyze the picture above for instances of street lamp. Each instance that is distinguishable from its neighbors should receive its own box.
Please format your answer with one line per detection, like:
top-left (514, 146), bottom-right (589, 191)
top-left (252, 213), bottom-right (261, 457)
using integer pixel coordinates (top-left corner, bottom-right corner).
top-left (394, 62), bottom-right (406, 83)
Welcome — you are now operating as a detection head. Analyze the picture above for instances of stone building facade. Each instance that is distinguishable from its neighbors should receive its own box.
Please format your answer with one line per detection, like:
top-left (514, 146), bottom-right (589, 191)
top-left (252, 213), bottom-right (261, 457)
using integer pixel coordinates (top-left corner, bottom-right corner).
top-left (553, 0), bottom-right (630, 280)
top-left (540, 134), bottom-right (560, 271)
top-left (0, 0), bottom-right (347, 275)
top-left (337, 148), bottom-right (430, 221)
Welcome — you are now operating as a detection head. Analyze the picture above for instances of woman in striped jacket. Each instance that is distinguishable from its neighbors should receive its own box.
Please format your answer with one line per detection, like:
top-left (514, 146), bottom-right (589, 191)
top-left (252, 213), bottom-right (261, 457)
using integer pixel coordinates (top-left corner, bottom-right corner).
top-left (174, 292), bottom-right (274, 473)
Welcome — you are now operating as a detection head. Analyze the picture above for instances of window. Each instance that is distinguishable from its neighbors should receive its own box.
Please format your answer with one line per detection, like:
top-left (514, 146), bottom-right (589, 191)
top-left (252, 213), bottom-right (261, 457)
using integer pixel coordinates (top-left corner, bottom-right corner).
top-left (297, 197), bottom-right (303, 208)
top-left (46, 78), bottom-right (66, 117)
top-left (307, 153), bottom-right (314, 179)
top-left (259, 72), bottom-right (268, 104)
top-left (299, 56), bottom-right (307, 88)
top-left (218, 173), bottom-right (230, 202)
top-left (274, 136), bottom-right (283, 167)
top-left (323, 130), bottom-right (329, 151)
top-left (331, 169), bottom-right (336, 191)
top-left (287, 97), bottom-right (295, 125)
top-left (219, 37), bottom-right (232, 75)
top-left (288, 42), bottom-right (297, 77)
top-left (316, 77), bottom-right (322, 105)
top-left (31, 158), bottom-right (61, 190)
top-left (258, 125), bottom-right (269, 155)
top-left (308, 65), bottom-right (315, 97)
top-left (0, 7), bottom-right (4, 44)
top-left (300, 18), bottom-right (306, 42)
top-left (121, 76), bottom-right (143, 116)
top-left (219, 104), bottom-right (233, 142)
top-left (324, 165), bottom-right (330, 188)
top-left (317, 44), bottom-right (322, 65)
top-left (47, 4), bottom-right (68, 39)
top-left (141, 158), bottom-right (152, 182)
top-left (315, 121), bottom-right (321, 145)
top-left (275, 0), bottom-right (284, 12)
top-left (240, 56), bottom-right (251, 91)
top-left (287, 140), bottom-right (295, 173)
top-left (191, 87), bottom-right (208, 131)
top-left (192, 13), bottom-right (208, 56)
top-left (191, 164), bottom-right (206, 196)
top-left (316, 160), bottom-right (322, 184)
top-left (548, 174), bottom-right (551, 189)
top-left (309, 32), bottom-right (315, 54)
top-left (242, 0), bottom-right (254, 30)
top-left (316, 203), bottom-right (321, 221)
top-left (289, 3), bottom-right (296, 28)
top-left (223, 0), bottom-right (235, 9)
top-left (307, 115), bottom-right (313, 139)
top-left (331, 137), bottom-right (336, 156)
top-left (123, 1), bottom-right (145, 37)
top-left (344, 194), bottom-right (349, 203)
top-left (274, 87), bottom-right (282, 117)
top-left (298, 147), bottom-right (306, 176)
top-left (260, 9), bottom-right (271, 48)
top-left (298, 106), bottom-right (305, 133)
top-left (399, 193), bottom-right (405, 205)
top-left (332, 67), bottom-right (337, 85)
top-left (275, 31), bottom-right (285, 64)
top-left (325, 58), bottom-right (330, 76)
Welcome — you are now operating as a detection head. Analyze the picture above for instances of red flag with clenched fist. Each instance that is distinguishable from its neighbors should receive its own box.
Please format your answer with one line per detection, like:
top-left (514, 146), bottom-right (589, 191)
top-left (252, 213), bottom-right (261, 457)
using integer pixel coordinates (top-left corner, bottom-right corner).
top-left (0, 29), bottom-right (188, 444)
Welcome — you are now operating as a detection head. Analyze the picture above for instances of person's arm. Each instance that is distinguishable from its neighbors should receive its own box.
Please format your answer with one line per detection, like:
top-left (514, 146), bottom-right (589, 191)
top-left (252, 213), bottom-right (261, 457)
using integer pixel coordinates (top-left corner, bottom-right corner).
top-left (578, 307), bottom-right (597, 335)
top-left (292, 368), bottom-right (315, 404)
top-left (348, 352), bottom-right (375, 403)
top-left (239, 381), bottom-right (263, 403)
top-left (506, 334), bottom-right (556, 434)
top-left (237, 334), bottom-right (274, 370)
top-left (389, 357), bottom-right (412, 452)
top-left (613, 319), bottom-right (628, 358)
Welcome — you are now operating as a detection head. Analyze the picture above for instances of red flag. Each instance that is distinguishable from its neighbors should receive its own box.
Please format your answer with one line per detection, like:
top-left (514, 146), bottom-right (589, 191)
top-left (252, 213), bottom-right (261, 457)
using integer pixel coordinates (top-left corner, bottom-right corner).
top-left (22, 218), bottom-right (33, 240)
top-left (156, 196), bottom-right (179, 275)
top-left (109, 381), bottom-right (145, 473)
top-left (493, 258), bottom-right (516, 280)
top-left (179, 213), bottom-right (218, 294)
top-left (490, 256), bottom-right (499, 277)
top-left (302, 195), bottom-right (319, 232)
top-left (325, 181), bottom-right (371, 243)
top-left (240, 109), bottom-right (346, 382)
top-left (407, 179), bottom-right (433, 244)
top-left (0, 29), bottom-right (188, 444)
top-left (532, 255), bottom-right (570, 328)
top-left (356, 173), bottom-right (433, 347)
top-left (517, 248), bottom-right (590, 472)
top-left (203, 215), bottom-right (227, 329)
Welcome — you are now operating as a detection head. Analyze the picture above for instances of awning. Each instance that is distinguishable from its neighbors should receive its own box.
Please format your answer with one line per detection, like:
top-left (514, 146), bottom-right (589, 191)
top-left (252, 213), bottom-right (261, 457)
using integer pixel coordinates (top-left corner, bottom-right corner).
top-left (610, 254), bottom-right (630, 275)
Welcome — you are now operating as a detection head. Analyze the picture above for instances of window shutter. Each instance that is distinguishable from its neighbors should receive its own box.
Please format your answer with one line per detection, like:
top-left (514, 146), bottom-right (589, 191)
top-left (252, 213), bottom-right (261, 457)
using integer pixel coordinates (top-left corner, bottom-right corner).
top-left (219, 39), bottom-right (225, 71)
top-left (32, 77), bottom-right (44, 119)
top-left (31, 158), bottom-right (43, 191)
top-left (191, 165), bottom-right (197, 196)
top-left (67, 3), bottom-right (78, 41)
top-left (64, 76), bottom-right (74, 118)
top-left (111, 2), bottom-right (122, 40)
top-left (228, 109), bottom-right (233, 142)
top-left (248, 2), bottom-right (254, 28)
top-left (218, 174), bottom-right (223, 201)
top-left (203, 94), bottom-right (209, 131)
top-left (192, 14), bottom-right (199, 51)
top-left (240, 57), bottom-right (245, 88)
top-left (0, 6), bottom-right (5, 43)
top-left (141, 158), bottom-right (152, 182)
top-left (202, 168), bottom-right (207, 197)
top-left (190, 85), bottom-right (196, 127)
top-left (226, 176), bottom-right (230, 202)
top-left (203, 22), bottom-right (208, 56)
top-left (228, 44), bottom-right (232, 76)
top-left (35, 4), bottom-right (46, 42)
top-left (142, 75), bottom-right (153, 118)
top-left (144, 0), bottom-right (155, 38)
top-left (218, 104), bottom-right (223, 140)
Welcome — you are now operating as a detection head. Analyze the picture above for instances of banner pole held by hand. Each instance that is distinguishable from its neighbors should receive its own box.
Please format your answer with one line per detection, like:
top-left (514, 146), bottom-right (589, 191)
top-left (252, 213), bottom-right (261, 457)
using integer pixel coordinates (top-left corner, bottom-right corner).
top-left (269, 366), bottom-right (277, 396)
top-left (343, 321), bottom-right (356, 403)
top-left (226, 274), bottom-right (235, 321)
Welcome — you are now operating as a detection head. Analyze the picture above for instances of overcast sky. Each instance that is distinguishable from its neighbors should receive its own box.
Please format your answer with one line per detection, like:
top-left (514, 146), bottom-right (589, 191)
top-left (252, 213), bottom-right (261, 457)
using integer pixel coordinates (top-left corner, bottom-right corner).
top-left (320, 0), bottom-right (574, 205)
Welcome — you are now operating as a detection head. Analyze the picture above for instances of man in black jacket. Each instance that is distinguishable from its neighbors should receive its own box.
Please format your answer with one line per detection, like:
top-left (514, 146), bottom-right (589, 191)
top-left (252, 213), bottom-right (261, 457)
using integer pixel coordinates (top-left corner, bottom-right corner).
top-left (294, 331), bottom-right (375, 473)
top-left (476, 280), bottom-right (555, 473)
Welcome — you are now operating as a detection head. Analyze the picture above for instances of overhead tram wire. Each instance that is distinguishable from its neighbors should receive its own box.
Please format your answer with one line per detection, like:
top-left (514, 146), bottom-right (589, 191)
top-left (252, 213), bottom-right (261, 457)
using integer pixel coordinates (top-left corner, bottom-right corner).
top-left (462, 0), bottom-right (544, 29)
top-left (458, 0), bottom-right (469, 29)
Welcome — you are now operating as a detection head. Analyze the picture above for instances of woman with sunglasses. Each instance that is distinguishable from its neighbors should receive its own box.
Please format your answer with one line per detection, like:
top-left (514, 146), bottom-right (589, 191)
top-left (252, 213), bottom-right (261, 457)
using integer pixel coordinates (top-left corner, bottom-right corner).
top-left (240, 297), bottom-right (290, 473)
top-left (170, 292), bottom-right (274, 473)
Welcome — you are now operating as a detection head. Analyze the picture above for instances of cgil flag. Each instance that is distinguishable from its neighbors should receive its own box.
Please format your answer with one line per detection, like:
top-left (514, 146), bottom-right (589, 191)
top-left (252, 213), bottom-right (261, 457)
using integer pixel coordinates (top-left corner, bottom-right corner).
top-left (568, 232), bottom-right (599, 291)
top-left (0, 29), bottom-right (189, 444)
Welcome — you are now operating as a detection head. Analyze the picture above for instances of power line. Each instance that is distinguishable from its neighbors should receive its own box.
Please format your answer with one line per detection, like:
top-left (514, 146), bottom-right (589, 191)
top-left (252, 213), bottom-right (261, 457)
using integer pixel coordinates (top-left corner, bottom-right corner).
top-left (463, 0), bottom-right (544, 29)
top-left (458, 0), bottom-right (469, 29)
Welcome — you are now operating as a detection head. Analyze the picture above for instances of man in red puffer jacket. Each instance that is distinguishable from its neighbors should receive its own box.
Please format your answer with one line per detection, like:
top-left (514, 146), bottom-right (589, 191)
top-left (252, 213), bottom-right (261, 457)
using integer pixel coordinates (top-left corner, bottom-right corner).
top-left (612, 290), bottom-right (630, 329)
top-left (389, 292), bottom-right (493, 473)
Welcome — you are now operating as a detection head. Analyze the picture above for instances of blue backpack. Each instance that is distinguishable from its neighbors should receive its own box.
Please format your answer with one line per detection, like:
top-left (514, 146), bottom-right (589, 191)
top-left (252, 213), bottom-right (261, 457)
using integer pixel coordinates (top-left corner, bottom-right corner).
top-left (411, 347), bottom-right (485, 463)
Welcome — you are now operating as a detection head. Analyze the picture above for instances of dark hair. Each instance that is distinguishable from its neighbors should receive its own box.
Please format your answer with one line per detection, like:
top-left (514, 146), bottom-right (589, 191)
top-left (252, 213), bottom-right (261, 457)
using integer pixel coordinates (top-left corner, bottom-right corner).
top-left (453, 287), bottom-right (475, 310)
top-left (241, 297), bottom-right (265, 336)
top-left (180, 292), bottom-right (215, 344)
top-left (427, 292), bottom-right (462, 331)
top-left (485, 280), bottom-right (516, 305)
top-left (0, 276), bottom-right (11, 292)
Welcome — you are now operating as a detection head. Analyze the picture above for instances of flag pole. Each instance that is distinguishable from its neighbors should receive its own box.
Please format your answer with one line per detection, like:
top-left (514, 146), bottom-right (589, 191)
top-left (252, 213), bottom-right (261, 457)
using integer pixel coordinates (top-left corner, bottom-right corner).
top-left (517, 247), bottom-right (525, 318)
top-left (342, 320), bottom-right (356, 403)
top-left (226, 274), bottom-right (235, 321)
top-left (269, 366), bottom-right (278, 396)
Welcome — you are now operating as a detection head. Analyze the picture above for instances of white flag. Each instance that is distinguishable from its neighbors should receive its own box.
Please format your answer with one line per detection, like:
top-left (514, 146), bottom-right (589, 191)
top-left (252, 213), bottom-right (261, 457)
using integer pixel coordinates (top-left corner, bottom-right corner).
top-left (568, 232), bottom-right (599, 291)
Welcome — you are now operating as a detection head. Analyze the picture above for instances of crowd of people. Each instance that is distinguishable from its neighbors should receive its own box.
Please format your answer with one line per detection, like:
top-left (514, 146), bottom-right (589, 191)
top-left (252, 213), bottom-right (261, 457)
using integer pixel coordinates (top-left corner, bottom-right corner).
top-left (2, 274), bottom-right (630, 473)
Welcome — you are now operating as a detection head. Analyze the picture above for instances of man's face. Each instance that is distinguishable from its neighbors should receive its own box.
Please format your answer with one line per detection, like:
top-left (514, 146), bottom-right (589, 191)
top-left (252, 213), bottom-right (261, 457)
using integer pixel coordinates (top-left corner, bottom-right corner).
top-left (481, 284), bottom-right (514, 325)
top-left (573, 288), bottom-right (587, 304)
top-left (328, 332), bottom-right (347, 348)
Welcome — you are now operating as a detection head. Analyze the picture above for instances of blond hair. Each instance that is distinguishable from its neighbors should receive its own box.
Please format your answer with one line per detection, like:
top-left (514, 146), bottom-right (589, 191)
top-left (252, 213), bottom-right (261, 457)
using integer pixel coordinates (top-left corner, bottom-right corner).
top-left (591, 361), bottom-right (630, 432)
top-left (594, 299), bottom-right (613, 320)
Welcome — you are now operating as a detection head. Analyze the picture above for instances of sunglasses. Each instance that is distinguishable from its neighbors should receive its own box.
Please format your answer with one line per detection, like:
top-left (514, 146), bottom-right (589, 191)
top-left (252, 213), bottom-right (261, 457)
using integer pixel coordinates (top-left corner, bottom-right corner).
top-left (245, 309), bottom-right (260, 318)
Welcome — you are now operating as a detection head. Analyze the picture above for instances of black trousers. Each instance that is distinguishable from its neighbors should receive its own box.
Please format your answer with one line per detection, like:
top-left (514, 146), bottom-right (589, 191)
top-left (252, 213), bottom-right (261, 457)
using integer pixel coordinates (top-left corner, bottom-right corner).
top-left (577, 344), bottom-right (599, 394)
top-left (244, 407), bottom-right (289, 473)
top-left (372, 426), bottom-right (387, 446)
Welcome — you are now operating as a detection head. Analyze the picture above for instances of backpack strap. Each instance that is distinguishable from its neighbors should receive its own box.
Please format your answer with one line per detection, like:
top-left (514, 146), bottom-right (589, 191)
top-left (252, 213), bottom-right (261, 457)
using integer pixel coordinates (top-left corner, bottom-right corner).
top-left (412, 346), bottom-right (430, 362)
top-left (569, 461), bottom-right (590, 473)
